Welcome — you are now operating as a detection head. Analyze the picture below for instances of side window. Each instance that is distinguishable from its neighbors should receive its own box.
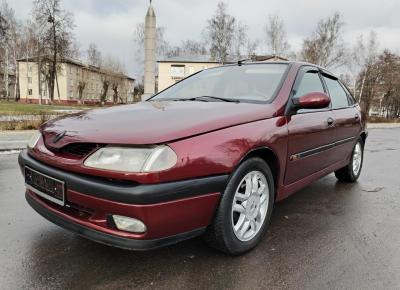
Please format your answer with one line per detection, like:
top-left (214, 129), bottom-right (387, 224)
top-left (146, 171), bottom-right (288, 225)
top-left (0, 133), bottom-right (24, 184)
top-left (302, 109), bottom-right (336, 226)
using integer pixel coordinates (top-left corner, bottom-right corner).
top-left (293, 70), bottom-right (326, 112)
top-left (293, 70), bottom-right (325, 99)
top-left (323, 76), bottom-right (350, 109)
top-left (340, 82), bottom-right (356, 105)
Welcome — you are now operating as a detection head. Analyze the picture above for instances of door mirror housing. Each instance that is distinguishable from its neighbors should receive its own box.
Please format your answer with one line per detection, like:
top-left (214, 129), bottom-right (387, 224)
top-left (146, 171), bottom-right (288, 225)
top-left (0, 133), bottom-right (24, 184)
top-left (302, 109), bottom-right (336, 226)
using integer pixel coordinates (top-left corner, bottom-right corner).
top-left (293, 92), bottom-right (330, 110)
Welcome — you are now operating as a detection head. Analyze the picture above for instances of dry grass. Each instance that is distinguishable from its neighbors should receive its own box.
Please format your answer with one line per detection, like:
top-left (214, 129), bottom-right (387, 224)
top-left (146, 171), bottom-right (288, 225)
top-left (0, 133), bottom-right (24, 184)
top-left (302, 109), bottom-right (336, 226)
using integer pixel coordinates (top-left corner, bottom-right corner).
top-left (0, 111), bottom-right (51, 130)
top-left (368, 116), bottom-right (400, 123)
top-left (0, 100), bottom-right (90, 116)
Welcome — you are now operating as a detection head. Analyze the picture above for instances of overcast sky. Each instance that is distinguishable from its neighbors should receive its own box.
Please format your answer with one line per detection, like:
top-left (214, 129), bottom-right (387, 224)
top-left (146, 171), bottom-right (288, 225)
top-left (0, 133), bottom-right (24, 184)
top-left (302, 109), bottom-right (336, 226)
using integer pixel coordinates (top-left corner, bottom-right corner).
top-left (7, 0), bottom-right (400, 77)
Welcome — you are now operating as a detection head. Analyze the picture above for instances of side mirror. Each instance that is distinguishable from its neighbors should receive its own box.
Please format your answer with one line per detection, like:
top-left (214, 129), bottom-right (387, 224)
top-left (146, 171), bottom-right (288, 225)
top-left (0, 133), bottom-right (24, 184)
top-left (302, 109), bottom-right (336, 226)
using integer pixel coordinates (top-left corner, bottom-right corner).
top-left (293, 92), bottom-right (330, 110)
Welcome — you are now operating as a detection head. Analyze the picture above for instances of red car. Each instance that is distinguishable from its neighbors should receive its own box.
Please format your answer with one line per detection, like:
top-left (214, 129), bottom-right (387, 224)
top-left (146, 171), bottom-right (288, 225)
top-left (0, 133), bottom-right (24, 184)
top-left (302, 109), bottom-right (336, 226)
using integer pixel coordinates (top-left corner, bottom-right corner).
top-left (19, 61), bottom-right (367, 255)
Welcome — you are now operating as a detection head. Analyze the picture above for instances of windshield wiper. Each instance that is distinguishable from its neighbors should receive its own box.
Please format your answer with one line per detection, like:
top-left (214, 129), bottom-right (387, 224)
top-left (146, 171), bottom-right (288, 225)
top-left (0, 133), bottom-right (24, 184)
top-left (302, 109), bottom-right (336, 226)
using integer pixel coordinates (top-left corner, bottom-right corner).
top-left (189, 96), bottom-right (240, 103)
top-left (155, 96), bottom-right (240, 103)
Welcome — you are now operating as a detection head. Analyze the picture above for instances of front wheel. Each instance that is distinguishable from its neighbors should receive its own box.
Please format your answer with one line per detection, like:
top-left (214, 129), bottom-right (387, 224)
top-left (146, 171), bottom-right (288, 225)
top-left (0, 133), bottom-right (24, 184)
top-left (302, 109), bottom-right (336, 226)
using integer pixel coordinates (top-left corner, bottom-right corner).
top-left (204, 157), bottom-right (275, 255)
top-left (335, 137), bottom-right (364, 182)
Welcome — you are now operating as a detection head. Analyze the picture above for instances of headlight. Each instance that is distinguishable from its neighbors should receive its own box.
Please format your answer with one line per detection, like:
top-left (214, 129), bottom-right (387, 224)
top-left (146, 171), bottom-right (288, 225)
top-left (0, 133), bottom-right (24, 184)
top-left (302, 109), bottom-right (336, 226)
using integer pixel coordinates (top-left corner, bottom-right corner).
top-left (27, 131), bottom-right (41, 149)
top-left (84, 145), bottom-right (177, 173)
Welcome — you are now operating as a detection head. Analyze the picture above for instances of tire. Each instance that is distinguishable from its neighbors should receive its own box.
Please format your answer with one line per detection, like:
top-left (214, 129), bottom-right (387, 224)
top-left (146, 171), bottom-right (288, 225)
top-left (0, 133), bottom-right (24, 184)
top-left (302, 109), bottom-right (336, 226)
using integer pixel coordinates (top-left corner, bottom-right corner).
top-left (334, 137), bottom-right (364, 182)
top-left (204, 157), bottom-right (275, 255)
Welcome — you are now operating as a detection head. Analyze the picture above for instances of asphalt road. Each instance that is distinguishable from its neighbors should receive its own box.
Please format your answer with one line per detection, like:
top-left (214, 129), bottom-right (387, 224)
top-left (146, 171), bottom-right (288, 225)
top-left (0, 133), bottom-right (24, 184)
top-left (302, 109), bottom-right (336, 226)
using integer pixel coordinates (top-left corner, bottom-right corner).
top-left (0, 128), bottom-right (399, 290)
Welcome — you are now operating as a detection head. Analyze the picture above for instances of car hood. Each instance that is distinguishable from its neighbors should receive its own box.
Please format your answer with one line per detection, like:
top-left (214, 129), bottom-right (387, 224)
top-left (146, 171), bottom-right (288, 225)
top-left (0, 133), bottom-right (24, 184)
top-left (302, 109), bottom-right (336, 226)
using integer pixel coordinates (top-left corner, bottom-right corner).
top-left (41, 101), bottom-right (277, 148)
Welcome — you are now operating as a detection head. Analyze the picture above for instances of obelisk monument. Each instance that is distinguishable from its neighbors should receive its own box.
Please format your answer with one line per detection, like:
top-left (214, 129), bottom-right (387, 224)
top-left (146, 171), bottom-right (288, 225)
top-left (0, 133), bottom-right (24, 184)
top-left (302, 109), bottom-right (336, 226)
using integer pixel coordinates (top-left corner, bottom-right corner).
top-left (142, 0), bottom-right (156, 101)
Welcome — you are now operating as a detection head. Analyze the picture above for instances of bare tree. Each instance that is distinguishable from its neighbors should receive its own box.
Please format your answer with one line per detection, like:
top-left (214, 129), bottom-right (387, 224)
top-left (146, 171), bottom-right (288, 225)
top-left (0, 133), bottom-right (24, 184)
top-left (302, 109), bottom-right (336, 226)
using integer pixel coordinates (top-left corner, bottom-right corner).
top-left (300, 12), bottom-right (347, 69)
top-left (377, 51), bottom-right (400, 118)
top-left (111, 81), bottom-right (120, 103)
top-left (353, 31), bottom-right (379, 102)
top-left (86, 42), bottom-right (101, 67)
top-left (264, 14), bottom-right (290, 57)
top-left (205, 2), bottom-right (236, 63)
top-left (167, 39), bottom-right (207, 57)
top-left (0, 10), bottom-right (7, 40)
top-left (246, 39), bottom-right (259, 57)
top-left (0, 4), bottom-right (10, 100)
top-left (77, 80), bottom-right (85, 102)
top-left (33, 0), bottom-right (75, 103)
top-left (233, 22), bottom-right (249, 60)
top-left (101, 54), bottom-right (125, 73)
top-left (100, 76), bottom-right (109, 104)
top-left (0, 1), bottom-right (24, 101)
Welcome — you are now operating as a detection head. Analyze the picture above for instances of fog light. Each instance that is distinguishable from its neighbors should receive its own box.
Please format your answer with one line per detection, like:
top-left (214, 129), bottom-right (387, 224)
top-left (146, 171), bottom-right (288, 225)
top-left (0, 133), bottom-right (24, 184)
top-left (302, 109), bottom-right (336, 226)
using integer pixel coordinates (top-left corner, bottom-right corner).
top-left (112, 215), bottom-right (147, 233)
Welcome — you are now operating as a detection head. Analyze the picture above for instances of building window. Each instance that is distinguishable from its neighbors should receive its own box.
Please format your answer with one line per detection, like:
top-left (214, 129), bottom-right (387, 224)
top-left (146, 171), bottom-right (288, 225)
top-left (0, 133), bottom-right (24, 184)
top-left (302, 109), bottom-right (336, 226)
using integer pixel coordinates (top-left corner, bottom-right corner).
top-left (28, 65), bottom-right (33, 72)
top-left (28, 89), bottom-right (32, 95)
top-left (28, 77), bottom-right (32, 84)
top-left (170, 65), bottom-right (185, 78)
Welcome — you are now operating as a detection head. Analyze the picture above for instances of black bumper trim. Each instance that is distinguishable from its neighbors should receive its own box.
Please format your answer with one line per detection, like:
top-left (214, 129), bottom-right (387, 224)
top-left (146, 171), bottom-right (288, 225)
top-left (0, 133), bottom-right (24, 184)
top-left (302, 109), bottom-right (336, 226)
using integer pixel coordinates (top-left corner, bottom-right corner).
top-left (26, 192), bottom-right (206, 251)
top-left (19, 150), bottom-right (228, 205)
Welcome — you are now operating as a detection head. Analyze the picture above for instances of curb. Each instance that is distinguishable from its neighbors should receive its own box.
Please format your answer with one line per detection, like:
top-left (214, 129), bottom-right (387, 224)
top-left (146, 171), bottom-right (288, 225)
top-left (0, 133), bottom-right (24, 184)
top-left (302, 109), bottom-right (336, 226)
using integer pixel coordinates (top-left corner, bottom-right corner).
top-left (0, 147), bottom-right (23, 152)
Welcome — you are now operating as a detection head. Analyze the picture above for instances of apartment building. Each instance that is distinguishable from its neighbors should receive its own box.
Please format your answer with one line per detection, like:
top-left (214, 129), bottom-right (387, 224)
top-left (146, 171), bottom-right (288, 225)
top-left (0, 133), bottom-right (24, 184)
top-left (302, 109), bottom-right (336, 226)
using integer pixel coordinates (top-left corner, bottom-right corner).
top-left (17, 57), bottom-right (135, 104)
top-left (157, 55), bottom-right (225, 91)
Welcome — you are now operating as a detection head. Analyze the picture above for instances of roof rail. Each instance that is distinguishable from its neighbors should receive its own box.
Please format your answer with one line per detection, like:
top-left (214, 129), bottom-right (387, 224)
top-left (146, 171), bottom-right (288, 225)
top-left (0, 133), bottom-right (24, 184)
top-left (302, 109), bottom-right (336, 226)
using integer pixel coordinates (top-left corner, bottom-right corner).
top-left (237, 55), bottom-right (289, 65)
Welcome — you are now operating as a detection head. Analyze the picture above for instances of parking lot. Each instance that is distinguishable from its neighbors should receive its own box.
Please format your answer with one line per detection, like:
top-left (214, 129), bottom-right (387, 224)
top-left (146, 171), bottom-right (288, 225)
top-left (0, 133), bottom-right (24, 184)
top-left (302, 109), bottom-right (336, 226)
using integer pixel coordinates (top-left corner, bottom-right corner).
top-left (0, 128), bottom-right (399, 289)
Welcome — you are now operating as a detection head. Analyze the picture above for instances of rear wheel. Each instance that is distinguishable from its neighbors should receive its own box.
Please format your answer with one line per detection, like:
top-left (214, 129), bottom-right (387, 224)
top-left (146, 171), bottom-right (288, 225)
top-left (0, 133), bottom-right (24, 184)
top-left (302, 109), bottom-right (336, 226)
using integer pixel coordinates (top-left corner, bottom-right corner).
top-left (204, 157), bottom-right (275, 255)
top-left (335, 137), bottom-right (364, 182)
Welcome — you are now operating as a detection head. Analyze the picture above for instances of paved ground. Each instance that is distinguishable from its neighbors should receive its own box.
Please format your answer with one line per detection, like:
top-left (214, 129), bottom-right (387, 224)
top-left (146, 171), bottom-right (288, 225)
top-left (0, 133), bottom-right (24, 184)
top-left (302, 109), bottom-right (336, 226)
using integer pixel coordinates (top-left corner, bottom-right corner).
top-left (0, 130), bottom-right (34, 151)
top-left (0, 128), bottom-right (399, 289)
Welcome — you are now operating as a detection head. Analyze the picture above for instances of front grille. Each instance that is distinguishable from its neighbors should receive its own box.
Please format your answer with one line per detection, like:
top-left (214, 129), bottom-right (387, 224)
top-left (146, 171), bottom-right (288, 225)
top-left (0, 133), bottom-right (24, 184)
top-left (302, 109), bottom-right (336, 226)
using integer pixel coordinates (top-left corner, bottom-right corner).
top-left (60, 143), bottom-right (101, 157)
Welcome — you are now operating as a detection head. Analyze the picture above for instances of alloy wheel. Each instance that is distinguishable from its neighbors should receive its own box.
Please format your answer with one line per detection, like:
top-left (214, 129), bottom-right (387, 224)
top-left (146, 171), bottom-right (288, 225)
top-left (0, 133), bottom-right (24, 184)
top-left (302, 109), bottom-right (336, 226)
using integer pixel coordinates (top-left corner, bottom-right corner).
top-left (352, 142), bottom-right (362, 175)
top-left (231, 171), bottom-right (269, 242)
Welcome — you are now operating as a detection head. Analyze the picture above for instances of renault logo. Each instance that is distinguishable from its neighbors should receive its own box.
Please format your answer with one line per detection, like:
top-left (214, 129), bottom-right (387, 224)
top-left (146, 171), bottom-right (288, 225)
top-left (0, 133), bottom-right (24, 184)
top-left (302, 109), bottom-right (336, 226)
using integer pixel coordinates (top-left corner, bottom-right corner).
top-left (52, 131), bottom-right (66, 143)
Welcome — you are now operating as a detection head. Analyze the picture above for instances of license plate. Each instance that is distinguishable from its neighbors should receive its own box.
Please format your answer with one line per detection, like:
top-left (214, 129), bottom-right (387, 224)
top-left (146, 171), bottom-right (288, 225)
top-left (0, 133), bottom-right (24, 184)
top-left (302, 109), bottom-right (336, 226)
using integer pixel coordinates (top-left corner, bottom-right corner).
top-left (25, 166), bottom-right (65, 206)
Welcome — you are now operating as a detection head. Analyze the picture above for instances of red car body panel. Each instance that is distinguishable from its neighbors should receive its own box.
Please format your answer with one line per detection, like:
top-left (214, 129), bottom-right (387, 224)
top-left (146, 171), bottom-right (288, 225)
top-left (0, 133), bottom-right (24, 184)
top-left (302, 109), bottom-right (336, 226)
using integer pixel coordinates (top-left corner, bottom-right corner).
top-left (26, 189), bottom-right (220, 239)
top-left (19, 62), bottom-right (367, 250)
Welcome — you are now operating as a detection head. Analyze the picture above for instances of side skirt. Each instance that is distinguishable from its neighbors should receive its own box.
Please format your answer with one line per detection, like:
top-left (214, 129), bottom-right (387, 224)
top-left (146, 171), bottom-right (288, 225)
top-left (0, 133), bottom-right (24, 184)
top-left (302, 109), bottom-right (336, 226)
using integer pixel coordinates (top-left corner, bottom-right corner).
top-left (276, 158), bottom-right (350, 202)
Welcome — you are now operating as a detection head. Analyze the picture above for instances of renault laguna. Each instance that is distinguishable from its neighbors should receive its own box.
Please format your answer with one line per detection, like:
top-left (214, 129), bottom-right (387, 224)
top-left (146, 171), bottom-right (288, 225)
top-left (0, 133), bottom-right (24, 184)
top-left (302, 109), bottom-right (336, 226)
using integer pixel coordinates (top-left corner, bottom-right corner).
top-left (19, 61), bottom-right (367, 255)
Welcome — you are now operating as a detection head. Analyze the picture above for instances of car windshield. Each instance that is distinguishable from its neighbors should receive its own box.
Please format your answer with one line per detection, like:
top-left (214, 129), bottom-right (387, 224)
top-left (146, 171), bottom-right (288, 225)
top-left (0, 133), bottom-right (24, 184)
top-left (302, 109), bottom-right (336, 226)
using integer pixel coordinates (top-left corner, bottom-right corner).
top-left (151, 63), bottom-right (289, 103)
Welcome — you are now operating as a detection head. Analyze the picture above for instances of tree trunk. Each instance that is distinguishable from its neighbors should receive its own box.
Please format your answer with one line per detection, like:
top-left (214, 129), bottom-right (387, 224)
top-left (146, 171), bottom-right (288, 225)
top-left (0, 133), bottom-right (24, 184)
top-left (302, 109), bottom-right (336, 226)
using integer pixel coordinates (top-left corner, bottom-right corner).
top-left (5, 44), bottom-right (9, 101)
top-left (358, 71), bottom-right (367, 103)
top-left (50, 16), bottom-right (57, 103)
top-left (37, 39), bottom-right (42, 105)
top-left (55, 67), bottom-right (60, 101)
top-left (13, 47), bottom-right (17, 101)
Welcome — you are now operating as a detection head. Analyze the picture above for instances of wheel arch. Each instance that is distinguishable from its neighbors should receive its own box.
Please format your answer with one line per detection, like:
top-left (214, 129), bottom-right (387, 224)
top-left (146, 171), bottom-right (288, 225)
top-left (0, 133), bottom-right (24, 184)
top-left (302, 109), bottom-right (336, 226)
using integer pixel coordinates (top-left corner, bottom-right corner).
top-left (236, 147), bottom-right (280, 195)
top-left (360, 131), bottom-right (367, 146)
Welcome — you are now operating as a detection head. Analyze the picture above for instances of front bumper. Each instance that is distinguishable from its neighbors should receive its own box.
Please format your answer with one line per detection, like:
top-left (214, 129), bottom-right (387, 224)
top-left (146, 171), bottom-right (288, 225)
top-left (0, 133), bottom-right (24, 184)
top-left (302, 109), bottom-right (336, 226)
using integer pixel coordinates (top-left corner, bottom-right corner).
top-left (26, 192), bottom-right (207, 250)
top-left (19, 150), bottom-right (228, 250)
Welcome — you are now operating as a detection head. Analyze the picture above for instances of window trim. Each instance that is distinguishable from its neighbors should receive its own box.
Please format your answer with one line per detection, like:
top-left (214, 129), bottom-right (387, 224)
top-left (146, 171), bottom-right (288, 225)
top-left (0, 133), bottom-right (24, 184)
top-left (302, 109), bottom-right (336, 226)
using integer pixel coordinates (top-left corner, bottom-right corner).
top-left (285, 65), bottom-right (331, 115)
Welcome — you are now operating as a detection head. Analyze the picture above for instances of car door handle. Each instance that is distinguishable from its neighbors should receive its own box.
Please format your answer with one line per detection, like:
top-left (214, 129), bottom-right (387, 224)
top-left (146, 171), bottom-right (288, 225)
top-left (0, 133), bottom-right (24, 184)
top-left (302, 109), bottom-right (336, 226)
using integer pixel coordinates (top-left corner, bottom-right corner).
top-left (355, 114), bottom-right (360, 120)
top-left (327, 117), bottom-right (335, 127)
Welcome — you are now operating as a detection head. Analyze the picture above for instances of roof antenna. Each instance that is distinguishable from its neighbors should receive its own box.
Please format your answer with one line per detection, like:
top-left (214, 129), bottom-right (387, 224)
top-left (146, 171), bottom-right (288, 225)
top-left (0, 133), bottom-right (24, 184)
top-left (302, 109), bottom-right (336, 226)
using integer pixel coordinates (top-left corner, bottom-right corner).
top-left (237, 58), bottom-right (250, 66)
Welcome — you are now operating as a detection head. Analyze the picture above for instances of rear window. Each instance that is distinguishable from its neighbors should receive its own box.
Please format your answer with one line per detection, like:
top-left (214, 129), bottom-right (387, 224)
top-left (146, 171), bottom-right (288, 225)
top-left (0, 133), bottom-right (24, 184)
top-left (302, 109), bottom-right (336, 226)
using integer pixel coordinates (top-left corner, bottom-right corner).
top-left (152, 63), bottom-right (289, 103)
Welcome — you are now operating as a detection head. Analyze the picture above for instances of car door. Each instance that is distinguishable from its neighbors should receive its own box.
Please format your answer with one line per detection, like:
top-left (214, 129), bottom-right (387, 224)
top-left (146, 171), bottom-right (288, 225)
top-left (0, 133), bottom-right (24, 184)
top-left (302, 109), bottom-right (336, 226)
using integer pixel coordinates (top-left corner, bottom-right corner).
top-left (284, 66), bottom-right (337, 185)
top-left (321, 73), bottom-right (362, 163)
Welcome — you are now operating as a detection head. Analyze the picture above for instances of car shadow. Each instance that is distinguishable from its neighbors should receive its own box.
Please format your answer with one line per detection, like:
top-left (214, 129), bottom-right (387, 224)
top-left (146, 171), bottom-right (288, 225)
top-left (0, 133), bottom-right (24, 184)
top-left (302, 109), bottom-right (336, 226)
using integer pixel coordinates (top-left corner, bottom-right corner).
top-left (25, 174), bottom-right (362, 289)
